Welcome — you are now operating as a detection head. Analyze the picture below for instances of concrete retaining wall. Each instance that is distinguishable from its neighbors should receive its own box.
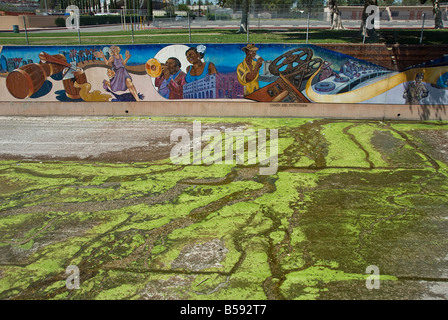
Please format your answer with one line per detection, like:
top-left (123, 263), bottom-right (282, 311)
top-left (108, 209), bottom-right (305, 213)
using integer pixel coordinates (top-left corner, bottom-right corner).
top-left (0, 100), bottom-right (445, 121)
top-left (1, 43), bottom-right (447, 120)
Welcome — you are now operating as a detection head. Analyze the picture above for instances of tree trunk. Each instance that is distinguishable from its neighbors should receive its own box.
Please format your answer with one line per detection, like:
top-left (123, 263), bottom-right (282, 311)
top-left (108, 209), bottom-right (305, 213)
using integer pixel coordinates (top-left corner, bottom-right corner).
top-left (40, 0), bottom-right (57, 11)
top-left (237, 0), bottom-right (249, 33)
top-left (147, 0), bottom-right (152, 23)
top-left (331, 11), bottom-right (343, 30)
top-left (329, 0), bottom-right (344, 30)
top-left (433, 0), bottom-right (444, 29)
top-left (361, 0), bottom-right (378, 37)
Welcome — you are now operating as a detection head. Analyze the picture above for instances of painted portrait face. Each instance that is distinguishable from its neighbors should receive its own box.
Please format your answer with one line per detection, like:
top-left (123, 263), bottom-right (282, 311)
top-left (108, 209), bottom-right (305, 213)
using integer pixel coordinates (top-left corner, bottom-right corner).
top-left (245, 49), bottom-right (257, 60)
top-left (165, 58), bottom-right (179, 75)
top-left (109, 46), bottom-right (120, 55)
top-left (186, 49), bottom-right (200, 64)
top-left (415, 73), bottom-right (424, 82)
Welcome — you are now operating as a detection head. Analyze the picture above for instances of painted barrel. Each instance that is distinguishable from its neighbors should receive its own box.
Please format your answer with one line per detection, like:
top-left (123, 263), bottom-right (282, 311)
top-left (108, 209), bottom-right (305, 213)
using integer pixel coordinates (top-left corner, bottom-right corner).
top-left (6, 63), bottom-right (47, 99)
top-left (45, 54), bottom-right (67, 76)
top-left (5, 54), bottom-right (68, 99)
top-left (63, 69), bottom-right (87, 100)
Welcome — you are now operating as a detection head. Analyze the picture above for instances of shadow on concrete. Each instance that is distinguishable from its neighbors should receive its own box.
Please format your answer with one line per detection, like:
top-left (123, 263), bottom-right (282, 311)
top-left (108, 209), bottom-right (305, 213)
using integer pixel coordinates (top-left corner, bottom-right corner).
top-left (408, 104), bottom-right (447, 121)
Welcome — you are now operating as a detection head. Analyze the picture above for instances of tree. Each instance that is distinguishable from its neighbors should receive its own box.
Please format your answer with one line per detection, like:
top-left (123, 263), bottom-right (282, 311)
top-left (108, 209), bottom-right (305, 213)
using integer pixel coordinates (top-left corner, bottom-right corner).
top-left (218, 0), bottom-right (249, 33)
top-left (148, 0), bottom-right (153, 23)
top-left (420, 0), bottom-right (444, 29)
top-left (401, 0), bottom-right (421, 4)
top-left (218, 0), bottom-right (297, 34)
top-left (40, 0), bottom-right (58, 11)
top-left (361, 0), bottom-right (378, 37)
top-left (296, 0), bottom-right (323, 15)
top-left (328, 0), bottom-right (344, 30)
top-left (178, 4), bottom-right (190, 11)
top-left (378, 0), bottom-right (395, 5)
top-left (238, 0), bottom-right (249, 33)
top-left (165, 3), bottom-right (175, 16)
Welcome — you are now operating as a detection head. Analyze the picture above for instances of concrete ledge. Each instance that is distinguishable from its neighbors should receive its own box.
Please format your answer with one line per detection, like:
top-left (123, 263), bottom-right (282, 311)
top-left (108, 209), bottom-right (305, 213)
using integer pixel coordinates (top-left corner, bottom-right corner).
top-left (0, 101), bottom-right (446, 121)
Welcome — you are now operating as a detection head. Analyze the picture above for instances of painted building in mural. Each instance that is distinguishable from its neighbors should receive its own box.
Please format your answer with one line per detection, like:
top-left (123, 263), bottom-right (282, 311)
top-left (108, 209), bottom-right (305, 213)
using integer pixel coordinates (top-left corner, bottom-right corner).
top-left (0, 43), bottom-right (447, 106)
top-left (183, 73), bottom-right (244, 99)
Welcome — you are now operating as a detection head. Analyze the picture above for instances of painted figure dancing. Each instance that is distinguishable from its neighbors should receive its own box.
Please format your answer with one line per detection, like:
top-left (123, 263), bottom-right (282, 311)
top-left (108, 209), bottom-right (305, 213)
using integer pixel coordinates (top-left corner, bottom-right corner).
top-left (95, 45), bottom-right (141, 101)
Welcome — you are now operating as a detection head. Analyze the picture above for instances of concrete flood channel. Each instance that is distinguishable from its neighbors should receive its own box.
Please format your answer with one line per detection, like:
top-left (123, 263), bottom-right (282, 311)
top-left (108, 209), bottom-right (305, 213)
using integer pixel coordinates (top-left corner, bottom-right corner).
top-left (0, 116), bottom-right (447, 300)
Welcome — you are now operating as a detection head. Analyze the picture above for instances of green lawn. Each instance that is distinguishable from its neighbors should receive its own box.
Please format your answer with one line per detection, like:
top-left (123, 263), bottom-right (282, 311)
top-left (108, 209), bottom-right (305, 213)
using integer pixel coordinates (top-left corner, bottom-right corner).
top-left (1, 28), bottom-right (447, 45)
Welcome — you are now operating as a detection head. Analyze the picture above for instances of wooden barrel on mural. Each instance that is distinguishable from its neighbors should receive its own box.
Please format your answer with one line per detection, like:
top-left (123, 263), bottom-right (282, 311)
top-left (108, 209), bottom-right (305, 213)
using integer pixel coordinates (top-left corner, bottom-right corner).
top-left (44, 54), bottom-right (67, 75)
top-left (6, 63), bottom-right (48, 99)
top-left (63, 68), bottom-right (87, 100)
top-left (5, 53), bottom-right (67, 99)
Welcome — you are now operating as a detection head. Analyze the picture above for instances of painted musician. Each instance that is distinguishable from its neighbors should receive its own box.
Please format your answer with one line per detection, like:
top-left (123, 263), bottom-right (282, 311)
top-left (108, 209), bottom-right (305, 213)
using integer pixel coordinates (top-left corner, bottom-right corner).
top-left (237, 44), bottom-right (264, 95)
top-left (155, 57), bottom-right (186, 100)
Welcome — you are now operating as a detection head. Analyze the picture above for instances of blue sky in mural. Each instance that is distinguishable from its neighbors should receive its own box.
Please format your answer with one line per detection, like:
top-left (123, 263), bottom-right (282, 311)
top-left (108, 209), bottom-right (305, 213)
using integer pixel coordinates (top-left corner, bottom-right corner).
top-left (1, 43), bottom-right (388, 71)
top-left (1, 43), bottom-right (392, 90)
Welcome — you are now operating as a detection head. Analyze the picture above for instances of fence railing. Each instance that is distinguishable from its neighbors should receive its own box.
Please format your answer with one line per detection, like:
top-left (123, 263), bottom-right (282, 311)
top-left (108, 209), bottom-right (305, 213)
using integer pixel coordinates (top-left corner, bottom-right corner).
top-left (3, 4), bottom-right (447, 46)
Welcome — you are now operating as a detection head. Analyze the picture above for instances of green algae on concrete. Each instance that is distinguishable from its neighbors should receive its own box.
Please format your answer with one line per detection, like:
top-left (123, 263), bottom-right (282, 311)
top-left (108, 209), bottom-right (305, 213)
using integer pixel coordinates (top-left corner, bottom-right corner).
top-left (0, 118), bottom-right (447, 300)
top-left (322, 123), bottom-right (370, 168)
top-left (280, 265), bottom-right (397, 300)
top-left (344, 124), bottom-right (390, 168)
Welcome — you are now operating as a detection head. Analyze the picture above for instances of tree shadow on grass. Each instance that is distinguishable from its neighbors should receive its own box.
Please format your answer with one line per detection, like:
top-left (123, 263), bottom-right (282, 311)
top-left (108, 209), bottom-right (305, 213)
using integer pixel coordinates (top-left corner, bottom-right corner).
top-left (273, 29), bottom-right (448, 45)
top-left (378, 30), bottom-right (448, 45)
top-left (281, 29), bottom-right (378, 44)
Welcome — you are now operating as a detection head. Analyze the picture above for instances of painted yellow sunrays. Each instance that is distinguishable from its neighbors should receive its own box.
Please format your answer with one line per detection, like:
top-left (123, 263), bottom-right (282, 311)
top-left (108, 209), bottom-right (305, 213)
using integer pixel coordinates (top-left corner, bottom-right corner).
top-left (305, 65), bottom-right (448, 103)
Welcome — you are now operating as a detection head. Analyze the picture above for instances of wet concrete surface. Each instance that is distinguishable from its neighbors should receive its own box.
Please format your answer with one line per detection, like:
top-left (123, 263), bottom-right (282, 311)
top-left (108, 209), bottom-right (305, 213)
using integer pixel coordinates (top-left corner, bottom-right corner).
top-left (0, 116), bottom-right (447, 301)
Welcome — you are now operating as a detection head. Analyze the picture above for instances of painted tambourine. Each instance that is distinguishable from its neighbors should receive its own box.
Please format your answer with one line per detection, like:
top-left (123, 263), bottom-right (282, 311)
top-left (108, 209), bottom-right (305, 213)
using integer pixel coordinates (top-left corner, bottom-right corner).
top-left (145, 58), bottom-right (162, 78)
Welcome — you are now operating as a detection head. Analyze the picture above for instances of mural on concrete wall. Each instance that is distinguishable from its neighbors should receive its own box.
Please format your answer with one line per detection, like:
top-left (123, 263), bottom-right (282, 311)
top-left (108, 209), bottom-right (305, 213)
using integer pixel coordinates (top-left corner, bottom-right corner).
top-left (1, 43), bottom-right (447, 105)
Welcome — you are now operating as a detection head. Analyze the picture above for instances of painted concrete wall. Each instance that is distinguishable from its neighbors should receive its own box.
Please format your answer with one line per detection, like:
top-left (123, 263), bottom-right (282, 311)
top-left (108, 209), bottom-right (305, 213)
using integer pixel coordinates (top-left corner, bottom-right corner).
top-left (1, 43), bottom-right (447, 106)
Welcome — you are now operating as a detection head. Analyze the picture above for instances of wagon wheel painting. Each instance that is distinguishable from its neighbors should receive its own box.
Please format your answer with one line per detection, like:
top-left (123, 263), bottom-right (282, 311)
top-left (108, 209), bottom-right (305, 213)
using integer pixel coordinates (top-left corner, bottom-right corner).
top-left (269, 48), bottom-right (323, 89)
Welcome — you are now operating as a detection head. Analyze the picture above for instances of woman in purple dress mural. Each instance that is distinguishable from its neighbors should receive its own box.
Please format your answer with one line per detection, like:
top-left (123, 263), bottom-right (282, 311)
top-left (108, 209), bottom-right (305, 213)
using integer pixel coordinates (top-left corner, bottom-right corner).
top-left (95, 45), bottom-right (141, 101)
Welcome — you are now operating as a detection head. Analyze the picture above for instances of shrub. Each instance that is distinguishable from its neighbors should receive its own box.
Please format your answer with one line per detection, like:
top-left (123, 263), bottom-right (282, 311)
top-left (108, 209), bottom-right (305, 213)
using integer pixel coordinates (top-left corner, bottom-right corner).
top-left (55, 17), bottom-right (66, 27)
top-left (79, 15), bottom-right (123, 26)
top-left (207, 13), bottom-right (230, 20)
